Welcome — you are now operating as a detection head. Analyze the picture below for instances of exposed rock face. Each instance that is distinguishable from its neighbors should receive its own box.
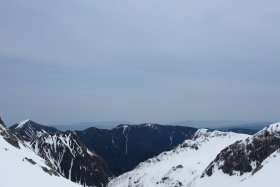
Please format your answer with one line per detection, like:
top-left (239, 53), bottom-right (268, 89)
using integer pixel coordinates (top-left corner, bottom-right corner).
top-left (10, 120), bottom-right (114, 187)
top-left (0, 118), bottom-right (81, 187)
top-left (30, 132), bottom-right (113, 187)
top-left (10, 119), bottom-right (59, 141)
top-left (107, 129), bottom-right (250, 187)
top-left (203, 123), bottom-right (280, 177)
top-left (0, 118), bottom-right (20, 148)
top-left (75, 124), bottom-right (197, 175)
top-left (0, 117), bottom-right (6, 127)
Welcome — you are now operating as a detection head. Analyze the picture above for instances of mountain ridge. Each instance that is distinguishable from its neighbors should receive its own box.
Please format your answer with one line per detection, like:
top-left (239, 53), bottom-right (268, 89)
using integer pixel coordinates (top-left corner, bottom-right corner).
top-left (10, 119), bottom-right (114, 187)
top-left (0, 118), bottom-right (81, 187)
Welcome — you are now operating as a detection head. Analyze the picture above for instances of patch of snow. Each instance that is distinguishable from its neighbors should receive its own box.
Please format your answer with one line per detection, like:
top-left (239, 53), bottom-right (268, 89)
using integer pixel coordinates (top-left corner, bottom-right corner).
top-left (194, 150), bottom-right (280, 187)
top-left (15, 119), bottom-right (30, 130)
top-left (169, 130), bottom-right (174, 146)
top-left (108, 129), bottom-right (250, 187)
top-left (122, 126), bottom-right (129, 155)
top-left (257, 122), bottom-right (280, 135)
top-left (0, 125), bottom-right (81, 187)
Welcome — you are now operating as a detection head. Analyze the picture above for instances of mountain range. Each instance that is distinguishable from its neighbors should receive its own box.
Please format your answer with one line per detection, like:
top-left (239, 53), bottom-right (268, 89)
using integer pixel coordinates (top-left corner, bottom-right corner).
top-left (0, 117), bottom-right (80, 187)
top-left (1, 116), bottom-right (279, 187)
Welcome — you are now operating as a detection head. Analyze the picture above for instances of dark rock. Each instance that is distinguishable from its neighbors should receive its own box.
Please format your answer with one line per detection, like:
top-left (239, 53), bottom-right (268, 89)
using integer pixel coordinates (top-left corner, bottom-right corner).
top-left (75, 124), bottom-right (197, 175)
top-left (203, 126), bottom-right (280, 177)
top-left (0, 117), bottom-right (6, 127)
top-left (11, 120), bottom-right (114, 187)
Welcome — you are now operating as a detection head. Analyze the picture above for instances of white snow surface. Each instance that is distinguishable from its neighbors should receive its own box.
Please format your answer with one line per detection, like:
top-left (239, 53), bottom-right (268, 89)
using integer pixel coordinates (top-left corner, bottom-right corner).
top-left (193, 123), bottom-right (280, 187)
top-left (15, 119), bottom-right (30, 129)
top-left (257, 122), bottom-right (280, 135)
top-left (0, 123), bottom-right (81, 187)
top-left (193, 149), bottom-right (280, 187)
top-left (237, 150), bottom-right (280, 187)
top-left (108, 129), bottom-right (250, 187)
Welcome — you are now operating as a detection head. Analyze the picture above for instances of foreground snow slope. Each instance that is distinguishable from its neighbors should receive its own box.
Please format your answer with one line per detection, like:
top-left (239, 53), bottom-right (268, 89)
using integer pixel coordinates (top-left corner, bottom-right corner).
top-left (108, 129), bottom-right (250, 187)
top-left (194, 150), bottom-right (280, 187)
top-left (10, 119), bottom-right (114, 187)
top-left (194, 122), bottom-right (280, 187)
top-left (238, 150), bottom-right (280, 187)
top-left (0, 122), bottom-right (81, 187)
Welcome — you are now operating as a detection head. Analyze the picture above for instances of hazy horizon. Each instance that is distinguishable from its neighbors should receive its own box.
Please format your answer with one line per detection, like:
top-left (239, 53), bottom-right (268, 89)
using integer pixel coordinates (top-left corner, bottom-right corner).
top-left (2, 118), bottom-right (272, 130)
top-left (1, 0), bottom-right (280, 125)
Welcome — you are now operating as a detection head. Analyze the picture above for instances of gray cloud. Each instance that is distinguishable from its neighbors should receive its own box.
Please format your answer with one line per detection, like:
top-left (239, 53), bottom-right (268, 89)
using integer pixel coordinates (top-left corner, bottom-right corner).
top-left (0, 0), bottom-right (280, 125)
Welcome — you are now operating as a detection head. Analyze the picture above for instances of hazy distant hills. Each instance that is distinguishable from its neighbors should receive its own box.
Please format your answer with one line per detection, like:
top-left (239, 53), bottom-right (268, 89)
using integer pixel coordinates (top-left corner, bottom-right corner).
top-left (50, 121), bottom-right (129, 131)
top-left (51, 120), bottom-right (270, 134)
top-left (167, 120), bottom-right (270, 129)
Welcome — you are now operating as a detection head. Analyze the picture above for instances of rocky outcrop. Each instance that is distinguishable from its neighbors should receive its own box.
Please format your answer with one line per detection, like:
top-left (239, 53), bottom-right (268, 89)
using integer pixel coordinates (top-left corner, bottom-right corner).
top-left (11, 120), bottom-right (114, 187)
top-left (76, 124), bottom-right (197, 175)
top-left (202, 123), bottom-right (280, 177)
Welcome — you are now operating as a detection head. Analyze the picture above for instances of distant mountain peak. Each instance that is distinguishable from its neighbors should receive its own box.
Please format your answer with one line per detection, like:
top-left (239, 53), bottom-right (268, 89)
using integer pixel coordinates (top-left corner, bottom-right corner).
top-left (192, 129), bottom-right (234, 142)
top-left (192, 128), bottom-right (211, 139)
top-left (15, 119), bottom-right (31, 129)
top-left (116, 123), bottom-right (160, 130)
top-left (10, 120), bottom-right (59, 141)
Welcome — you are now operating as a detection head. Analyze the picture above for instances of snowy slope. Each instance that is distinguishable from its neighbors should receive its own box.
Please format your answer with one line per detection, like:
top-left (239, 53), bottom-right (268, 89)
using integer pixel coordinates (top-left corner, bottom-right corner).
top-left (11, 119), bottom-right (113, 187)
top-left (194, 122), bottom-right (280, 187)
top-left (202, 123), bottom-right (280, 177)
top-left (108, 129), bottom-right (250, 187)
top-left (0, 121), bottom-right (81, 187)
top-left (237, 150), bottom-right (280, 187)
top-left (193, 150), bottom-right (280, 187)
top-left (30, 132), bottom-right (113, 187)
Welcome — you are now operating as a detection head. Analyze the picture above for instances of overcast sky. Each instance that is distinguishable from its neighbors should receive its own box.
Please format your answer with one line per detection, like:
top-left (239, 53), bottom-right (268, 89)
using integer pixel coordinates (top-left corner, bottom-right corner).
top-left (0, 0), bottom-right (280, 125)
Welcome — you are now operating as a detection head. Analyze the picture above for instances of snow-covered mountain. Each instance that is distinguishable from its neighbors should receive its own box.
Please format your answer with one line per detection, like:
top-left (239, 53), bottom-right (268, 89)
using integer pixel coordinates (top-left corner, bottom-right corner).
top-left (76, 124), bottom-right (197, 175)
top-left (0, 117), bottom-right (81, 187)
top-left (195, 122), bottom-right (280, 187)
top-left (10, 119), bottom-right (59, 141)
top-left (193, 150), bottom-right (280, 187)
top-left (108, 123), bottom-right (280, 187)
top-left (4, 116), bottom-right (280, 187)
top-left (108, 129), bottom-right (250, 187)
top-left (203, 123), bottom-right (280, 177)
top-left (10, 119), bottom-right (114, 187)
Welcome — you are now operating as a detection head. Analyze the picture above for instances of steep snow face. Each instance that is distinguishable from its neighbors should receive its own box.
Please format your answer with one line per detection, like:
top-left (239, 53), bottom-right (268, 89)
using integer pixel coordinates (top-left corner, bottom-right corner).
top-left (193, 122), bottom-right (280, 187)
top-left (193, 150), bottom-right (280, 187)
top-left (30, 132), bottom-right (113, 187)
top-left (108, 129), bottom-right (250, 187)
top-left (10, 120), bottom-right (114, 187)
top-left (256, 122), bottom-right (280, 135)
top-left (202, 123), bottom-right (280, 179)
top-left (237, 150), bottom-right (280, 187)
top-left (0, 123), bottom-right (81, 187)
